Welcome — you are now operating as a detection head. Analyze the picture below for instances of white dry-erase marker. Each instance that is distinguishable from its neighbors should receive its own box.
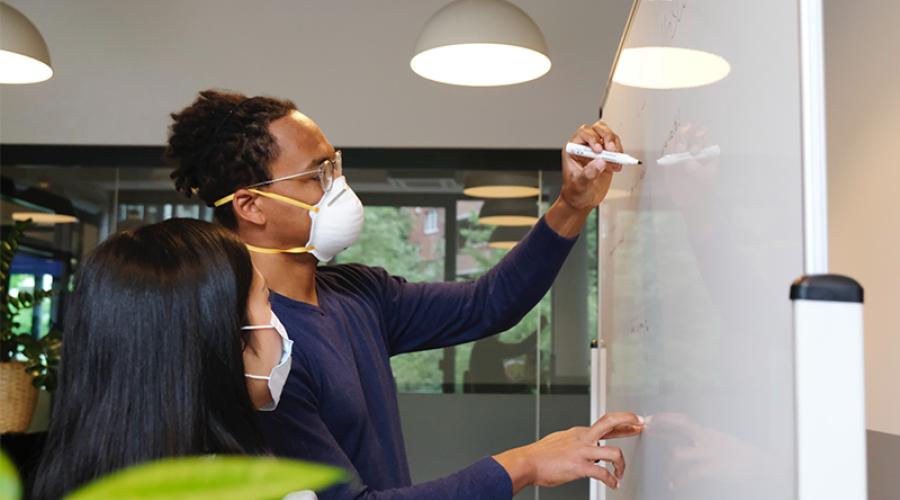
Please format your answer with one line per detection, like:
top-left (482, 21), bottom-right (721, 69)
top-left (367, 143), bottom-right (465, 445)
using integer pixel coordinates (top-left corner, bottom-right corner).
top-left (565, 142), bottom-right (643, 165)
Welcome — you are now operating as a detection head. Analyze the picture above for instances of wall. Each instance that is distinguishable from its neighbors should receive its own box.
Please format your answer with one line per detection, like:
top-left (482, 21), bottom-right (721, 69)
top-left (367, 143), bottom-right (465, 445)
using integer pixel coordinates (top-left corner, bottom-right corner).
top-left (0, 0), bottom-right (631, 148)
top-left (824, 1), bottom-right (900, 498)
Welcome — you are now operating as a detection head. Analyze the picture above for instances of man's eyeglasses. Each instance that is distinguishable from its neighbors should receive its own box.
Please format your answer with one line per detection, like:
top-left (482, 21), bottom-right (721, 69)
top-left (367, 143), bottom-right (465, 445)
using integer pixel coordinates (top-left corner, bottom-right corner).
top-left (248, 150), bottom-right (342, 193)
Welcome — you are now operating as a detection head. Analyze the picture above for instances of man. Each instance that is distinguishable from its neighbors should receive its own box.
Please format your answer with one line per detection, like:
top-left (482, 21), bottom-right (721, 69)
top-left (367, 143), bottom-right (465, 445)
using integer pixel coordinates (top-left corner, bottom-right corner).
top-left (167, 90), bottom-right (643, 499)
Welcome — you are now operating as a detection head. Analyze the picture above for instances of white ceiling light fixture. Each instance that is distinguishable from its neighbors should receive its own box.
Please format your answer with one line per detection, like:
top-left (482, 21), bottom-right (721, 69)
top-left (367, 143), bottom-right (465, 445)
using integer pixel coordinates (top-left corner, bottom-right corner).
top-left (411, 0), bottom-right (551, 87)
top-left (0, 2), bottom-right (53, 84)
top-left (613, 46), bottom-right (729, 90)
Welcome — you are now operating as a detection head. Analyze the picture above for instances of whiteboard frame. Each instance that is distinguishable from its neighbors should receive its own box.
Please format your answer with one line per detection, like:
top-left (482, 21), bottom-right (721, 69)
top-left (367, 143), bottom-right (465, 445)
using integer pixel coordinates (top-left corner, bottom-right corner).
top-left (798, 0), bottom-right (829, 274)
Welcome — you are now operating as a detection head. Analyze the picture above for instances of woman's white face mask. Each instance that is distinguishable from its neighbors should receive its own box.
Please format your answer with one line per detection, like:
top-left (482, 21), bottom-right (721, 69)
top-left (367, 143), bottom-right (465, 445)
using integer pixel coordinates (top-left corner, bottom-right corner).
top-left (243, 311), bottom-right (292, 411)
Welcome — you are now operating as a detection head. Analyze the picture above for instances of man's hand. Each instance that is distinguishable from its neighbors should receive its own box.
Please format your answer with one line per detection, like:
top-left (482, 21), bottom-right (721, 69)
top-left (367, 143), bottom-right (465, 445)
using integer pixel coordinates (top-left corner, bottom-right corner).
top-left (545, 121), bottom-right (625, 238)
top-left (561, 121), bottom-right (624, 210)
top-left (492, 412), bottom-right (644, 494)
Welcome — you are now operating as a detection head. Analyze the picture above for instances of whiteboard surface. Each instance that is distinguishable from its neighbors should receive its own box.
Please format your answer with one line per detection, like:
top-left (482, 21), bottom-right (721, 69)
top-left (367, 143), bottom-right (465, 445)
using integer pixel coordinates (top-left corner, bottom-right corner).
top-left (599, 1), bottom-right (805, 499)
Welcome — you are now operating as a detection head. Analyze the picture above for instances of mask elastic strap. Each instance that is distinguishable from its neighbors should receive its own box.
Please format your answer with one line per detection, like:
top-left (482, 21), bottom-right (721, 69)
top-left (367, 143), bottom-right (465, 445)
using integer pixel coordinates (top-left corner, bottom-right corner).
top-left (241, 324), bottom-right (275, 331)
top-left (244, 243), bottom-right (316, 255)
top-left (244, 373), bottom-right (271, 381)
top-left (214, 189), bottom-right (320, 212)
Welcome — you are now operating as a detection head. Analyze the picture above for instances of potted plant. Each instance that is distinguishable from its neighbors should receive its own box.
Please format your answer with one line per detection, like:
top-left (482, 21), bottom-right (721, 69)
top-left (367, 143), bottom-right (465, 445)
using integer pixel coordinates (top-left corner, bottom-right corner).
top-left (0, 219), bottom-right (62, 434)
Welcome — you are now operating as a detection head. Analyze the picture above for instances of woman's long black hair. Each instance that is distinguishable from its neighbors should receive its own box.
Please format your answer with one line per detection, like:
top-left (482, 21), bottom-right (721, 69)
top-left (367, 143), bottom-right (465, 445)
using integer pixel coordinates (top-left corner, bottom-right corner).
top-left (31, 218), bottom-right (267, 499)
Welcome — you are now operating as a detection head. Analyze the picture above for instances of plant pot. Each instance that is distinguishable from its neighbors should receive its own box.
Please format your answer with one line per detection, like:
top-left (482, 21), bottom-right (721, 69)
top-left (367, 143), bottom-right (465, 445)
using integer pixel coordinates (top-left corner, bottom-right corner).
top-left (0, 361), bottom-right (39, 433)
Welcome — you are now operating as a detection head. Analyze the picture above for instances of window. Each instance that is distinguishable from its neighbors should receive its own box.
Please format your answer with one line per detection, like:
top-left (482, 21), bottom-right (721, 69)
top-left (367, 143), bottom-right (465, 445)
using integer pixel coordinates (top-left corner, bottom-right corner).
top-left (423, 208), bottom-right (440, 235)
top-left (2, 159), bottom-right (595, 396)
top-left (332, 205), bottom-right (446, 393)
top-left (454, 199), bottom-right (551, 394)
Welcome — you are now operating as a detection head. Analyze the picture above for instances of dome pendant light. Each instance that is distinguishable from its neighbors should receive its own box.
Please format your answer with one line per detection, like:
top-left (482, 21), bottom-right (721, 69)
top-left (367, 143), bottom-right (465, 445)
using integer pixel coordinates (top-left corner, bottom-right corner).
top-left (478, 198), bottom-right (539, 226)
top-left (0, 2), bottom-right (53, 84)
top-left (463, 172), bottom-right (539, 199)
top-left (488, 226), bottom-right (530, 250)
top-left (411, 0), bottom-right (551, 87)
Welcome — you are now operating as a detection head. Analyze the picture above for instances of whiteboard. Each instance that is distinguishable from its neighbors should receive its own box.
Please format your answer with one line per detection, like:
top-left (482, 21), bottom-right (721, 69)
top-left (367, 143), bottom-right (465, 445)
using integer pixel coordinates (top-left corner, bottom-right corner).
top-left (596, 0), bottom-right (817, 498)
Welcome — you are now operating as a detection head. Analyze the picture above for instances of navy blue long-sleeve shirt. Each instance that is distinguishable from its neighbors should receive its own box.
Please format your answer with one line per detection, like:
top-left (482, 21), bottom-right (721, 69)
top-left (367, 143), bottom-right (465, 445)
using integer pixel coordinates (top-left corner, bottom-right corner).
top-left (257, 216), bottom-right (577, 499)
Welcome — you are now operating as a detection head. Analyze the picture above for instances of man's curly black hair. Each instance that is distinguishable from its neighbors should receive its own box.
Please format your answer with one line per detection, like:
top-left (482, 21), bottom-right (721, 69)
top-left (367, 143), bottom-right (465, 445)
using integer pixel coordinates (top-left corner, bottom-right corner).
top-left (167, 89), bottom-right (297, 228)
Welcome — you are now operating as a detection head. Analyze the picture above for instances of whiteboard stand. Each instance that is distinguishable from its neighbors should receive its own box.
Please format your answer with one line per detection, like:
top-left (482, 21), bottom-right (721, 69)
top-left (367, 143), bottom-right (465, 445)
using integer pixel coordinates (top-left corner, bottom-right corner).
top-left (589, 339), bottom-right (607, 500)
top-left (791, 275), bottom-right (866, 500)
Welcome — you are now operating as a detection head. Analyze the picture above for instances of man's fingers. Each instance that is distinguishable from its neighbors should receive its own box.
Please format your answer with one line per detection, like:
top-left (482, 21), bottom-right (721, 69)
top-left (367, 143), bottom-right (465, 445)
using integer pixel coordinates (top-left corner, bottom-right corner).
top-left (589, 412), bottom-right (644, 441)
top-left (569, 121), bottom-right (623, 156)
top-left (584, 445), bottom-right (625, 479)
top-left (573, 125), bottom-right (603, 151)
top-left (569, 156), bottom-right (607, 184)
top-left (581, 463), bottom-right (619, 489)
top-left (582, 160), bottom-right (603, 180)
top-left (586, 158), bottom-right (608, 174)
top-left (589, 121), bottom-right (624, 156)
top-left (612, 134), bottom-right (624, 154)
top-left (591, 123), bottom-right (618, 151)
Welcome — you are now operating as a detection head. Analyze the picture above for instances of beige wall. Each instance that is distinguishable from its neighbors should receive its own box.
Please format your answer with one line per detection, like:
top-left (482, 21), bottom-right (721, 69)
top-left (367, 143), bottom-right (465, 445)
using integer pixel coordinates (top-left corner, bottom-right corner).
top-left (0, 0), bottom-right (630, 148)
top-left (825, 0), bottom-right (900, 436)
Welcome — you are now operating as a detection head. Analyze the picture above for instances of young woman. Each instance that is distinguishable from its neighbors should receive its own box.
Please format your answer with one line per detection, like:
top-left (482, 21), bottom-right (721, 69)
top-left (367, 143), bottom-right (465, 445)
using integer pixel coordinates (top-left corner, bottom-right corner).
top-left (31, 218), bottom-right (291, 499)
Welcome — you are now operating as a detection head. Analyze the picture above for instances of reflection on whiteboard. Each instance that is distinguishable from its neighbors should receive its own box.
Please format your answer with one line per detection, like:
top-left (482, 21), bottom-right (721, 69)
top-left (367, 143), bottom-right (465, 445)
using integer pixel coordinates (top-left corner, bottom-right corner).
top-left (597, 0), bottom-right (806, 499)
top-left (656, 144), bottom-right (721, 167)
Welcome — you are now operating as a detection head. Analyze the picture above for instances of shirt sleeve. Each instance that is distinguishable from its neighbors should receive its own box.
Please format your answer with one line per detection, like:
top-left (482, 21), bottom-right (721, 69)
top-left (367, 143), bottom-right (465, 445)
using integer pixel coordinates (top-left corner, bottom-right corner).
top-left (374, 216), bottom-right (578, 356)
top-left (318, 457), bottom-right (512, 500)
top-left (257, 354), bottom-right (513, 500)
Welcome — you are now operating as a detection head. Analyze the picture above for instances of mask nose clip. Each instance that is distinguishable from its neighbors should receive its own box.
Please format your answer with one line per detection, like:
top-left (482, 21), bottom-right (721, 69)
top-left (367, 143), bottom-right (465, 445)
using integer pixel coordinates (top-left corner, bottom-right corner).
top-left (326, 187), bottom-right (348, 207)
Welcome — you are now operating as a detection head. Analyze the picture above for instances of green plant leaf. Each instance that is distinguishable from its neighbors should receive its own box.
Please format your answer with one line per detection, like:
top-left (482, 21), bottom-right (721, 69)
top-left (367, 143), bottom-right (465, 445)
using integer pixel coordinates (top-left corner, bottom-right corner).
top-left (15, 294), bottom-right (33, 309)
top-left (66, 456), bottom-right (346, 500)
top-left (0, 450), bottom-right (21, 500)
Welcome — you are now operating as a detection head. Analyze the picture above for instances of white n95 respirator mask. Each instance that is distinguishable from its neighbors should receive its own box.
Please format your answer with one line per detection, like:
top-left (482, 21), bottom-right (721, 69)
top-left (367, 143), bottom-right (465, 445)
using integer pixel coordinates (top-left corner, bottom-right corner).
top-left (305, 175), bottom-right (365, 262)
top-left (215, 175), bottom-right (365, 263)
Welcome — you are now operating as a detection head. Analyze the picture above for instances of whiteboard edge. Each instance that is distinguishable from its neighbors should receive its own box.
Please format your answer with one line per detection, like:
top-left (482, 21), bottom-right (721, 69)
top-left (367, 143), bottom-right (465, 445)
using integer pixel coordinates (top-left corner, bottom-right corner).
top-left (799, 0), bottom-right (829, 274)
top-left (598, 0), bottom-right (641, 118)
